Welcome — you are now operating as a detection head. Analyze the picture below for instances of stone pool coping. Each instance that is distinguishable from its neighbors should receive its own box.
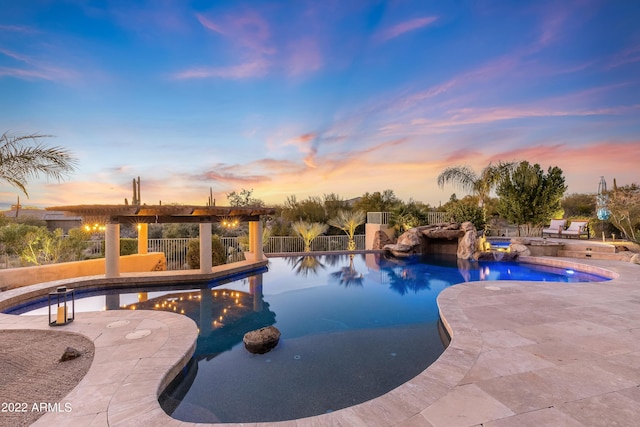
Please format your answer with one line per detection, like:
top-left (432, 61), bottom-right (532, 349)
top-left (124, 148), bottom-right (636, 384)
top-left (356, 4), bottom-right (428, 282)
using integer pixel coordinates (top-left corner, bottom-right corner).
top-left (1, 255), bottom-right (639, 426)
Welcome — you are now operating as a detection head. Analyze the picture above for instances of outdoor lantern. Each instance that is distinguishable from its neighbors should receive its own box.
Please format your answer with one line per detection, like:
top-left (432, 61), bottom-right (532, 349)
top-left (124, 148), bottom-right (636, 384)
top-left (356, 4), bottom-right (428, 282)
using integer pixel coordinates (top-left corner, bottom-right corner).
top-left (48, 286), bottom-right (75, 326)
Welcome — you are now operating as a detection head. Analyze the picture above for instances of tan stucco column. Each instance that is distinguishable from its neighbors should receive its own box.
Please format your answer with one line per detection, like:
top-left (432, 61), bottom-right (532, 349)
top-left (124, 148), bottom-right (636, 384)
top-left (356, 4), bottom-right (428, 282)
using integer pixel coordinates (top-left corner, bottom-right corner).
top-left (105, 223), bottom-right (120, 278)
top-left (248, 220), bottom-right (264, 261)
top-left (137, 223), bottom-right (148, 254)
top-left (199, 222), bottom-right (212, 273)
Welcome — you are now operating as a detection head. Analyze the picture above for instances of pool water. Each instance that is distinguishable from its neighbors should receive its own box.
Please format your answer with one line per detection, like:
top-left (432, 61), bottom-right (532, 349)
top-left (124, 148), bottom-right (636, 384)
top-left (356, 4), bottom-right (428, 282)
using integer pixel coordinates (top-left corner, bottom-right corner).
top-left (9, 253), bottom-right (608, 423)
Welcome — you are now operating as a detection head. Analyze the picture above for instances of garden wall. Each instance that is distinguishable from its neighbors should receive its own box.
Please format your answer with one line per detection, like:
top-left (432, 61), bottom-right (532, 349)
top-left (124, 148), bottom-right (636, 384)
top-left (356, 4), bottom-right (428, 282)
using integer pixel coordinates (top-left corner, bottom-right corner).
top-left (0, 253), bottom-right (166, 291)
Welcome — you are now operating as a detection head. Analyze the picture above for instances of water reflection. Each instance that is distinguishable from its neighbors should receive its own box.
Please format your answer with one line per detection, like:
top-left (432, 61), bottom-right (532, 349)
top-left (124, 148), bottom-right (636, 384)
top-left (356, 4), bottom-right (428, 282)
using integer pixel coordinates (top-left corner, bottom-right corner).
top-left (286, 255), bottom-right (326, 277)
top-left (330, 254), bottom-right (364, 287)
top-left (126, 274), bottom-right (275, 358)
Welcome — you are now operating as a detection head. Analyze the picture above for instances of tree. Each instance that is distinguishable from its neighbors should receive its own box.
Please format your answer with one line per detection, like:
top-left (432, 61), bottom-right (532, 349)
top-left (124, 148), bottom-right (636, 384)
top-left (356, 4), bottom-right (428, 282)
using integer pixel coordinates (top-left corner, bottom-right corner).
top-left (444, 200), bottom-right (486, 231)
top-left (437, 162), bottom-right (516, 208)
top-left (1, 132), bottom-right (77, 196)
top-left (607, 183), bottom-right (640, 243)
top-left (352, 189), bottom-right (401, 213)
top-left (328, 210), bottom-right (366, 250)
top-left (496, 161), bottom-right (567, 236)
top-left (562, 193), bottom-right (595, 218)
top-left (226, 188), bottom-right (264, 207)
top-left (291, 221), bottom-right (328, 252)
top-left (281, 195), bottom-right (326, 223)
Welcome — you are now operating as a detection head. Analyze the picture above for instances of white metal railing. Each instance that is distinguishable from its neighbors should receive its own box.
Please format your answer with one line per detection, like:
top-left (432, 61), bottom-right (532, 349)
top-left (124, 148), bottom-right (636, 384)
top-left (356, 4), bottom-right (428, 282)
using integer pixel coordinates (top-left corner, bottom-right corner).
top-left (367, 212), bottom-right (390, 225)
top-left (427, 212), bottom-right (448, 224)
top-left (148, 238), bottom-right (191, 270)
top-left (367, 211), bottom-right (447, 225)
top-left (79, 235), bottom-right (367, 270)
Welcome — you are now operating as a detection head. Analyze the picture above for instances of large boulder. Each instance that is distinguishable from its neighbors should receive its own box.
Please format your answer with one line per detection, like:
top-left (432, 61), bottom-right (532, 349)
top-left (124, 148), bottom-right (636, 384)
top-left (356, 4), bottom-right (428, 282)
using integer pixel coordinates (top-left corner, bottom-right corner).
top-left (457, 222), bottom-right (477, 260)
top-left (383, 243), bottom-right (414, 257)
top-left (397, 228), bottom-right (423, 248)
top-left (509, 243), bottom-right (531, 257)
top-left (243, 326), bottom-right (281, 354)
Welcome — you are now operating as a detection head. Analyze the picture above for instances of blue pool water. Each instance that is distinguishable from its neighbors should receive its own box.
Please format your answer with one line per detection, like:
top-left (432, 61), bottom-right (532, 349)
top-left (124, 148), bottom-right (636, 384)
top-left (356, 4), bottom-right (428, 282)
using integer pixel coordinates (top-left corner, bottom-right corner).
top-left (10, 253), bottom-right (608, 423)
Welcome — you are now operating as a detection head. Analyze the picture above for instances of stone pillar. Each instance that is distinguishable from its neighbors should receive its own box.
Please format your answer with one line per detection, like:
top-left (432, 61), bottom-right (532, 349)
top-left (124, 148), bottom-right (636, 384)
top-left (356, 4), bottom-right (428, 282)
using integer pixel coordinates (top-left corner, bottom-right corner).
top-left (199, 222), bottom-right (212, 273)
top-left (105, 223), bottom-right (120, 278)
top-left (137, 223), bottom-right (148, 254)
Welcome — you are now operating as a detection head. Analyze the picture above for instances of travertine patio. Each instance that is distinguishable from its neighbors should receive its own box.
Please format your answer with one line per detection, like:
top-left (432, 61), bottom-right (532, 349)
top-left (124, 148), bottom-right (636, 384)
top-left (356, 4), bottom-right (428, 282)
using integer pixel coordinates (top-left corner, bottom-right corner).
top-left (1, 251), bottom-right (639, 426)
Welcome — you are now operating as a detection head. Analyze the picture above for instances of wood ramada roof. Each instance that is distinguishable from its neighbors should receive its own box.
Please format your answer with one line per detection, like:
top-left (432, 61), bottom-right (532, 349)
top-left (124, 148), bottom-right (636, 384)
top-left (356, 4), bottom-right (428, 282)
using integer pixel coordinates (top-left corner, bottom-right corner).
top-left (46, 205), bottom-right (276, 224)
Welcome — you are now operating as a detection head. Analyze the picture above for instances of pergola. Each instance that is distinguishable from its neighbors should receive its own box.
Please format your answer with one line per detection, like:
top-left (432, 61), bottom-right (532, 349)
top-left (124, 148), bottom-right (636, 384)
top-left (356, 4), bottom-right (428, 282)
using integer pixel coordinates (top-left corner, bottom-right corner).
top-left (46, 204), bottom-right (276, 277)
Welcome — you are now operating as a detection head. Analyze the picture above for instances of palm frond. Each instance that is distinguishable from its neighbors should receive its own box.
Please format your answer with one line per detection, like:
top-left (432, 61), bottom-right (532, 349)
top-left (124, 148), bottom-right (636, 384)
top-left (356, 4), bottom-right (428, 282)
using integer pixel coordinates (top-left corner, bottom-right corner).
top-left (436, 166), bottom-right (478, 192)
top-left (0, 132), bottom-right (78, 196)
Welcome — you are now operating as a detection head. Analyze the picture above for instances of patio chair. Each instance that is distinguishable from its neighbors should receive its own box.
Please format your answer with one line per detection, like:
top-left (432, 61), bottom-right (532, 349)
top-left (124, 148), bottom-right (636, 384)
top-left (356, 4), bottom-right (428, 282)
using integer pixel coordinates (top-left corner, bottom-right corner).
top-left (542, 219), bottom-right (566, 238)
top-left (562, 220), bottom-right (589, 239)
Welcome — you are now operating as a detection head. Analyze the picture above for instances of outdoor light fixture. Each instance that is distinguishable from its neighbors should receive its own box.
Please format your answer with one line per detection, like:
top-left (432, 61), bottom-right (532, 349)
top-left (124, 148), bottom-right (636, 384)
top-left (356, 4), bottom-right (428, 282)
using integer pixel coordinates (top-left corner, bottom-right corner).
top-left (221, 216), bottom-right (240, 229)
top-left (84, 223), bottom-right (106, 232)
top-left (48, 286), bottom-right (75, 326)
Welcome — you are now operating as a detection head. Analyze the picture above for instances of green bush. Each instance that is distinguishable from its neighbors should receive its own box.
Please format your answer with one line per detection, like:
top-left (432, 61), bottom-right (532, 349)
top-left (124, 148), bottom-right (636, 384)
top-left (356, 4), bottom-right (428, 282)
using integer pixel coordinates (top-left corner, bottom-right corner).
top-left (445, 202), bottom-right (486, 231)
top-left (99, 238), bottom-right (139, 256)
top-left (186, 235), bottom-right (227, 269)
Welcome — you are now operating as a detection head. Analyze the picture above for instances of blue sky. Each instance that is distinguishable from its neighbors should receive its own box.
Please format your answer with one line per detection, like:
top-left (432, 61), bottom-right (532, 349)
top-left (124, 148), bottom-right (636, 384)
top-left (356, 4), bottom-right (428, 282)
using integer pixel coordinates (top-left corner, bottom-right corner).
top-left (1, 0), bottom-right (639, 209)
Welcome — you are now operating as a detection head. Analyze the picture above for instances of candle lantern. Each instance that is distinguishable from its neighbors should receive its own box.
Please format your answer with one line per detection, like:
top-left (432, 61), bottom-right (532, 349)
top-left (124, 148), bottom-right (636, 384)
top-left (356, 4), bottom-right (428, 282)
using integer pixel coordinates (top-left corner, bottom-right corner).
top-left (48, 286), bottom-right (75, 326)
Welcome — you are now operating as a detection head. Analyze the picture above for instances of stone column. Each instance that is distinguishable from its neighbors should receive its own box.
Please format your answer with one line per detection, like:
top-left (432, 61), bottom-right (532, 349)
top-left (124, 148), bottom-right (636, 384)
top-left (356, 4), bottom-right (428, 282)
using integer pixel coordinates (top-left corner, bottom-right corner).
top-left (137, 223), bottom-right (148, 254)
top-left (105, 223), bottom-right (120, 278)
top-left (199, 222), bottom-right (212, 273)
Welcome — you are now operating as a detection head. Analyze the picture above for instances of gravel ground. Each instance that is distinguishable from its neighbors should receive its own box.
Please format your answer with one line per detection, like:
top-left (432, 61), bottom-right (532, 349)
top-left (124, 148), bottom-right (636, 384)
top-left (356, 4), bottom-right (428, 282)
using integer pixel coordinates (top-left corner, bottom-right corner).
top-left (0, 329), bottom-right (94, 427)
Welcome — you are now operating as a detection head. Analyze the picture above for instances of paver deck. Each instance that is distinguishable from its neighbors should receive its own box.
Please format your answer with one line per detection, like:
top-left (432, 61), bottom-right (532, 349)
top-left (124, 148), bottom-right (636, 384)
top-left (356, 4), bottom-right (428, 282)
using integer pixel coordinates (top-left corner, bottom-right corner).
top-left (1, 252), bottom-right (639, 426)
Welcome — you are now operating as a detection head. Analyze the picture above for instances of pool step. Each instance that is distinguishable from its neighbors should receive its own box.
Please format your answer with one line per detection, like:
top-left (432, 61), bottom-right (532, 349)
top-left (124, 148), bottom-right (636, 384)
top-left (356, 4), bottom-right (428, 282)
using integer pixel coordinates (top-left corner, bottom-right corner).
top-left (560, 242), bottom-right (617, 253)
top-left (557, 250), bottom-right (625, 260)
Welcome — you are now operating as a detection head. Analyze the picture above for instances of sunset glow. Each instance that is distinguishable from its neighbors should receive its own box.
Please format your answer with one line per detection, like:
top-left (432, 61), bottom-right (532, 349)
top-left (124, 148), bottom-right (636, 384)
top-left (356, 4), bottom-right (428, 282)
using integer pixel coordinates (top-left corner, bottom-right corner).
top-left (1, 0), bottom-right (638, 208)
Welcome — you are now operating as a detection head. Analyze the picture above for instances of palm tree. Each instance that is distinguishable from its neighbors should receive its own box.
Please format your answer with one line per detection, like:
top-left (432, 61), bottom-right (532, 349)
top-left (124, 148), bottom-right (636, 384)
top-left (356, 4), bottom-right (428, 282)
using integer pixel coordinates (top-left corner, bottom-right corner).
top-left (291, 221), bottom-right (328, 252)
top-left (437, 161), bottom-right (515, 208)
top-left (1, 132), bottom-right (77, 196)
top-left (328, 210), bottom-right (365, 251)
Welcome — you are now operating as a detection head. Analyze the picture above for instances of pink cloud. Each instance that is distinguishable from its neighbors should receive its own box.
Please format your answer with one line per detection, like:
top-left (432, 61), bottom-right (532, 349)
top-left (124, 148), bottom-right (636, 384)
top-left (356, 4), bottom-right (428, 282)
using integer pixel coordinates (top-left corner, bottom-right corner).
top-left (605, 45), bottom-right (640, 70)
top-left (197, 10), bottom-right (274, 55)
top-left (286, 38), bottom-right (323, 76)
top-left (196, 13), bottom-right (224, 35)
top-left (173, 59), bottom-right (269, 80)
top-left (0, 48), bottom-right (80, 82)
top-left (0, 24), bottom-right (36, 33)
top-left (487, 141), bottom-right (640, 172)
top-left (376, 16), bottom-right (438, 42)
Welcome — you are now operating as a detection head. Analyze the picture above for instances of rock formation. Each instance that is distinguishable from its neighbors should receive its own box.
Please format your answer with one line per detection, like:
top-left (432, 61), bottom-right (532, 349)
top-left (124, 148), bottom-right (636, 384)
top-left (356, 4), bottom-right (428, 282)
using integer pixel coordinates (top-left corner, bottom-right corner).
top-left (372, 230), bottom-right (394, 250)
top-left (457, 222), bottom-right (477, 260)
top-left (384, 222), bottom-right (479, 260)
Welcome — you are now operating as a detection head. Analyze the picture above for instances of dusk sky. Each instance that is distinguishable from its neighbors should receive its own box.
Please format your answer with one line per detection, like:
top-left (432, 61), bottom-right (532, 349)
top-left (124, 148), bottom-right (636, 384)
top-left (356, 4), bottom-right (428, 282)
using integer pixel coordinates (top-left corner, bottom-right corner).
top-left (1, 0), bottom-right (639, 209)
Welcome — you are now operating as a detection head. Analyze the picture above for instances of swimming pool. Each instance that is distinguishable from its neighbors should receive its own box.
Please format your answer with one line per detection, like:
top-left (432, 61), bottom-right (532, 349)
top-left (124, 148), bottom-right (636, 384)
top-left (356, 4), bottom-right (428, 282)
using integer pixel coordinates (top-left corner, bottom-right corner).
top-left (10, 253), bottom-right (609, 423)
